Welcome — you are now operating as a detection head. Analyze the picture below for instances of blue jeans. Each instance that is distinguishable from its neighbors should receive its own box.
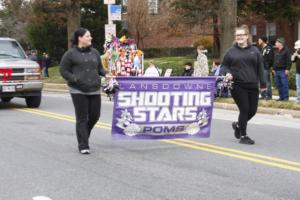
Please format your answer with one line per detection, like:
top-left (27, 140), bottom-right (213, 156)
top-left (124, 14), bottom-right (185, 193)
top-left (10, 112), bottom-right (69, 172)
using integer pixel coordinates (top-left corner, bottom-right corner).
top-left (275, 70), bottom-right (289, 100)
top-left (296, 74), bottom-right (300, 101)
top-left (43, 67), bottom-right (49, 77)
top-left (261, 69), bottom-right (272, 98)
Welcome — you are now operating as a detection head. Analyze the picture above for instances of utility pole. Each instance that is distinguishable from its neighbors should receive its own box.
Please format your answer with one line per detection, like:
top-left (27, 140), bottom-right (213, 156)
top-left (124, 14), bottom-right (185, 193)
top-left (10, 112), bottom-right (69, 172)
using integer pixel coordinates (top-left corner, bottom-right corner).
top-left (104, 0), bottom-right (116, 37)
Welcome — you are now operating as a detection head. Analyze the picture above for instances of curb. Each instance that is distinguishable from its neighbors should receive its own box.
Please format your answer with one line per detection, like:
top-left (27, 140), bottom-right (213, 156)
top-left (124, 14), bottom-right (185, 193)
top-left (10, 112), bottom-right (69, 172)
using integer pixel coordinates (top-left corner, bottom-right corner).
top-left (213, 102), bottom-right (300, 118)
top-left (43, 83), bottom-right (300, 118)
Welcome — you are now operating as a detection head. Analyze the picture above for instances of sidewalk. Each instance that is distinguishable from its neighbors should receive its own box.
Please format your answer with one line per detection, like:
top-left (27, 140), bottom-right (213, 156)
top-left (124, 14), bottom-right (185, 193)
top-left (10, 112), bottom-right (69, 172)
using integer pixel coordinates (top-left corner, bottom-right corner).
top-left (43, 83), bottom-right (300, 118)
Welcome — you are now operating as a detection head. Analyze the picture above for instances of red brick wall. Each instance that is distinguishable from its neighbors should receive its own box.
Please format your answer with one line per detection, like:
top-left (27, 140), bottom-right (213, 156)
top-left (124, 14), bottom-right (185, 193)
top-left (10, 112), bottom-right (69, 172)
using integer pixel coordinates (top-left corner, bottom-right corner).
top-left (125, 0), bottom-right (299, 50)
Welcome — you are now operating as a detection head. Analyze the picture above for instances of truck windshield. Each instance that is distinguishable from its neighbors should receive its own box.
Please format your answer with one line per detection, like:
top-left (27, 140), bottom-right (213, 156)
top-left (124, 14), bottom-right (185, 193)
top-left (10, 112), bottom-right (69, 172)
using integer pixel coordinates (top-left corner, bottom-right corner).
top-left (0, 40), bottom-right (26, 59)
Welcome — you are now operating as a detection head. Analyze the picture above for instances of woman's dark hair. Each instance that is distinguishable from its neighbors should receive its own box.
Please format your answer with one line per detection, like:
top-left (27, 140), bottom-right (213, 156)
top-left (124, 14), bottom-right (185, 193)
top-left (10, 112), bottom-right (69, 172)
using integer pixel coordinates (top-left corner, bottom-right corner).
top-left (184, 62), bottom-right (193, 67)
top-left (71, 27), bottom-right (89, 46)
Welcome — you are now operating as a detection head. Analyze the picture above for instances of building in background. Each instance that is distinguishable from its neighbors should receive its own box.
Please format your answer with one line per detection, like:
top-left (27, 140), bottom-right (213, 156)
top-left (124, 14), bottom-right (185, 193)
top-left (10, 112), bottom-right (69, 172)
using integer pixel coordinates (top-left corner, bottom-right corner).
top-left (122, 0), bottom-right (300, 51)
top-left (121, 0), bottom-right (212, 49)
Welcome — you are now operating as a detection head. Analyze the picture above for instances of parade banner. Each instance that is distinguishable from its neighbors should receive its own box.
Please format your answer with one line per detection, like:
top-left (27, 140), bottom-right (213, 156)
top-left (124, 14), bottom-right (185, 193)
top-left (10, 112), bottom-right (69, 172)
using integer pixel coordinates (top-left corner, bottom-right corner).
top-left (112, 77), bottom-right (216, 139)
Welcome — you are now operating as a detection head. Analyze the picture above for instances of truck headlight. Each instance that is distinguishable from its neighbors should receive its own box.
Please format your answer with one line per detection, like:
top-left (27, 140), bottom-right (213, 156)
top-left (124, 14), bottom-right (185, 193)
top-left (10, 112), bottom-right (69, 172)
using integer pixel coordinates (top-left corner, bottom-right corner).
top-left (25, 75), bottom-right (41, 80)
top-left (25, 68), bottom-right (40, 73)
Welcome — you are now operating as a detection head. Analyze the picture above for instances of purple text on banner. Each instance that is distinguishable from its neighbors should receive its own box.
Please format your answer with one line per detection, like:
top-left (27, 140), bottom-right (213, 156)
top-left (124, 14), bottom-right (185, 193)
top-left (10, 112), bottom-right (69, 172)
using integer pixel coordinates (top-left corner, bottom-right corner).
top-left (111, 77), bottom-right (216, 139)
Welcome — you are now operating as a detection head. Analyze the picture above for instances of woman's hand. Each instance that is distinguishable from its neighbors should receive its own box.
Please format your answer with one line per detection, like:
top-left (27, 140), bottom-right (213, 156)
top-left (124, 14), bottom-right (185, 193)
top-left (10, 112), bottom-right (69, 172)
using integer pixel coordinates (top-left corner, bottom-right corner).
top-left (285, 70), bottom-right (289, 76)
top-left (105, 74), bottom-right (114, 80)
top-left (225, 73), bottom-right (233, 81)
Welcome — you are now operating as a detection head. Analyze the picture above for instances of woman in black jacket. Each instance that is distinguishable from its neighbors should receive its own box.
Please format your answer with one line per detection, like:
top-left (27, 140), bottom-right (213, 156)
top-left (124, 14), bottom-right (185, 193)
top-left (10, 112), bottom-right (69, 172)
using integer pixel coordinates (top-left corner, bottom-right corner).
top-left (60, 28), bottom-right (107, 154)
top-left (222, 25), bottom-right (266, 145)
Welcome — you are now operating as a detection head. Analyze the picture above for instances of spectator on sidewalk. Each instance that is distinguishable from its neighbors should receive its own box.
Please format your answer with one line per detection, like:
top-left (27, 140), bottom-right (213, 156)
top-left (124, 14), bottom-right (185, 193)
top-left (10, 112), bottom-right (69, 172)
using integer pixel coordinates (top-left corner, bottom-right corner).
top-left (222, 24), bottom-right (266, 145)
top-left (60, 27), bottom-right (107, 155)
top-left (210, 59), bottom-right (222, 76)
top-left (41, 52), bottom-right (51, 78)
top-left (291, 40), bottom-right (300, 103)
top-left (143, 61), bottom-right (160, 77)
top-left (258, 36), bottom-right (274, 100)
top-left (28, 50), bottom-right (38, 62)
top-left (273, 37), bottom-right (291, 101)
top-left (182, 62), bottom-right (194, 76)
top-left (193, 45), bottom-right (209, 77)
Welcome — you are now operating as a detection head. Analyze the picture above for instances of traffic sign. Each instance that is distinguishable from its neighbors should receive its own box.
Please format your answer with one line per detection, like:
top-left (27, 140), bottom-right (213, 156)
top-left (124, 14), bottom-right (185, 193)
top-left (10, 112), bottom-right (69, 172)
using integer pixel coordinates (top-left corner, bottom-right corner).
top-left (110, 5), bottom-right (122, 21)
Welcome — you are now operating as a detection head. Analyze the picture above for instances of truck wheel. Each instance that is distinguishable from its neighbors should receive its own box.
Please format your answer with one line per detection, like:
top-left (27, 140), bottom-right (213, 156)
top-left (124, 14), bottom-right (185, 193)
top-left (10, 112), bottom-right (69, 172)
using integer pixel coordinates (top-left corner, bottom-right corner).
top-left (1, 97), bottom-right (13, 102)
top-left (25, 95), bottom-right (41, 108)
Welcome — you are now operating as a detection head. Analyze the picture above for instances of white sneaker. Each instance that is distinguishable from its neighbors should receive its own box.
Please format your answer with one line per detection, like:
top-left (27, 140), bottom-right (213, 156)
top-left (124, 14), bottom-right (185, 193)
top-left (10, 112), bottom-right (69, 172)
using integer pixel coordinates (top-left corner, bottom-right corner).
top-left (80, 149), bottom-right (90, 154)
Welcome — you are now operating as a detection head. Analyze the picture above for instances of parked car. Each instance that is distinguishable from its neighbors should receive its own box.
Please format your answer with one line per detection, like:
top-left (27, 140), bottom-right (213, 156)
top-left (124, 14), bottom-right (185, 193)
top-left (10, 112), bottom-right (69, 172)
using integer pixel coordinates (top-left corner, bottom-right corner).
top-left (0, 37), bottom-right (43, 108)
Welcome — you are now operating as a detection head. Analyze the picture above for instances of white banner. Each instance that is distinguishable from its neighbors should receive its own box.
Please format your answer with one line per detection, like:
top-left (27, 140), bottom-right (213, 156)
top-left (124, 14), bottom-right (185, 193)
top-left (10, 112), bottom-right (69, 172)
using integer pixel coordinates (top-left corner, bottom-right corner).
top-left (104, 0), bottom-right (115, 4)
top-left (105, 24), bottom-right (116, 36)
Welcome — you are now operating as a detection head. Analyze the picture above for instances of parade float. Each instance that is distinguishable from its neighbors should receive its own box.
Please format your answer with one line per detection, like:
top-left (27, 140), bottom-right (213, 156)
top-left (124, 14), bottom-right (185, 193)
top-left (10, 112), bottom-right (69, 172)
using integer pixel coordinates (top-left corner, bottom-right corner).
top-left (101, 34), bottom-right (144, 77)
top-left (101, 34), bottom-right (144, 100)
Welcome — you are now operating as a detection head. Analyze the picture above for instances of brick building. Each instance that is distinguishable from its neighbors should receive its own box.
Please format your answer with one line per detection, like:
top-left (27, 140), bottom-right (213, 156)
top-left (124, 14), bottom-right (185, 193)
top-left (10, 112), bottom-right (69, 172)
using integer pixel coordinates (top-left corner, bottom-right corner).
top-left (123, 0), bottom-right (300, 51)
top-left (240, 13), bottom-right (300, 50)
top-left (122, 0), bottom-right (213, 49)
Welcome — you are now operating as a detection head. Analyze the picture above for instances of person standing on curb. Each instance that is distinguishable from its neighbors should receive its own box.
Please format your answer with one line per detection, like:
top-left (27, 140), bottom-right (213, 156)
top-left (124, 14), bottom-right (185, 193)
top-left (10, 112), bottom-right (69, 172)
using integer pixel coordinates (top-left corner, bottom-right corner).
top-left (60, 28), bottom-right (107, 154)
top-left (182, 62), bottom-right (194, 76)
top-left (193, 45), bottom-right (209, 77)
top-left (143, 61), bottom-right (160, 77)
top-left (273, 37), bottom-right (291, 101)
top-left (291, 40), bottom-right (300, 103)
top-left (222, 24), bottom-right (266, 145)
top-left (41, 52), bottom-right (51, 78)
top-left (258, 36), bottom-right (274, 100)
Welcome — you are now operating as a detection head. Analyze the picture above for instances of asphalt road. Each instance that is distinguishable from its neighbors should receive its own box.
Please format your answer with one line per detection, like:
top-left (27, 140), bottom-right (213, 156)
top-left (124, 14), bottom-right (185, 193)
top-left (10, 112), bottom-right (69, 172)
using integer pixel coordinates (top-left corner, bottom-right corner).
top-left (0, 92), bottom-right (300, 200)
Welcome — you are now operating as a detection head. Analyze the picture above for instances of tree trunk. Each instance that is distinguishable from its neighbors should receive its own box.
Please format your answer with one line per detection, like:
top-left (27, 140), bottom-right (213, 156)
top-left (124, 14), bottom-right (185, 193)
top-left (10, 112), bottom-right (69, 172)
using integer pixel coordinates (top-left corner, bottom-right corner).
top-left (66, 0), bottom-right (81, 48)
top-left (212, 14), bottom-right (220, 58)
top-left (219, 0), bottom-right (237, 59)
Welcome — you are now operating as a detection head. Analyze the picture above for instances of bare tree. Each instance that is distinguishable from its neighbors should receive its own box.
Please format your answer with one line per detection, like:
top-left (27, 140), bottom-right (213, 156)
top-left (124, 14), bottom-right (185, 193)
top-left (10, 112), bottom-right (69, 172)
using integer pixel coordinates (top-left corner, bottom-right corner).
top-left (170, 0), bottom-right (238, 58)
top-left (0, 0), bottom-right (31, 42)
top-left (65, 0), bottom-right (81, 48)
top-left (29, 0), bottom-right (87, 48)
top-left (126, 0), bottom-right (149, 48)
top-left (219, 0), bottom-right (237, 59)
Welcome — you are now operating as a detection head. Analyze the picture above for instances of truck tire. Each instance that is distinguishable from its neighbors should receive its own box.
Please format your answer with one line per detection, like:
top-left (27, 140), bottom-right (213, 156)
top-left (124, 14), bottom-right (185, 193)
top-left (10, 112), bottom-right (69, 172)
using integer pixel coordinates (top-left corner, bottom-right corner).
top-left (25, 95), bottom-right (41, 108)
top-left (1, 97), bottom-right (13, 102)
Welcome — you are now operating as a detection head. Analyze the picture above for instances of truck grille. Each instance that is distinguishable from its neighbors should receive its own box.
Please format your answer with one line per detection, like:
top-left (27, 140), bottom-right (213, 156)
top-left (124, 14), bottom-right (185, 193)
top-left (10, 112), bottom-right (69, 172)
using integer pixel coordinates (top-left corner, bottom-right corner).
top-left (0, 75), bottom-right (24, 81)
top-left (13, 68), bottom-right (25, 73)
top-left (0, 68), bottom-right (25, 82)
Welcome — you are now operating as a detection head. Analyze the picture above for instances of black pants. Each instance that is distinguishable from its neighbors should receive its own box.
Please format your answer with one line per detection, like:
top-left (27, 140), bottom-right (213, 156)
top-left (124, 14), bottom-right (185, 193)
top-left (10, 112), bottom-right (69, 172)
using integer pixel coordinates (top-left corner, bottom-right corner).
top-left (71, 94), bottom-right (101, 150)
top-left (231, 84), bottom-right (259, 136)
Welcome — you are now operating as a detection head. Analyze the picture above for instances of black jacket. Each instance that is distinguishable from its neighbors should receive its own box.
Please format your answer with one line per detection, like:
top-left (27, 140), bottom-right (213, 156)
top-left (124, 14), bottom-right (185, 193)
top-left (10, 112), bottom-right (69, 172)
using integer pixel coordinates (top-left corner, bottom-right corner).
top-left (273, 47), bottom-right (292, 71)
top-left (222, 44), bottom-right (266, 88)
top-left (261, 44), bottom-right (274, 70)
top-left (182, 68), bottom-right (194, 76)
top-left (292, 54), bottom-right (300, 74)
top-left (60, 47), bottom-right (106, 92)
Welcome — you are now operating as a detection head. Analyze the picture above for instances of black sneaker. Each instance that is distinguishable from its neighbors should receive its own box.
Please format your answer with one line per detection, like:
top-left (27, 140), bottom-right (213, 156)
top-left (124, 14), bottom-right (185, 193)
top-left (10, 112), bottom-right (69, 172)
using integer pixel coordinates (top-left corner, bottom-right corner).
top-left (232, 122), bottom-right (241, 139)
top-left (239, 136), bottom-right (255, 145)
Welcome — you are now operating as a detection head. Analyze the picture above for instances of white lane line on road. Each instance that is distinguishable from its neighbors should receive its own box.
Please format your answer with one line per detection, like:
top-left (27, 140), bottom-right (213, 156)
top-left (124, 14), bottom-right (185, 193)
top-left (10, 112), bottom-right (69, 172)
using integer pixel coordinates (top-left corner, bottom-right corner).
top-left (32, 196), bottom-right (52, 200)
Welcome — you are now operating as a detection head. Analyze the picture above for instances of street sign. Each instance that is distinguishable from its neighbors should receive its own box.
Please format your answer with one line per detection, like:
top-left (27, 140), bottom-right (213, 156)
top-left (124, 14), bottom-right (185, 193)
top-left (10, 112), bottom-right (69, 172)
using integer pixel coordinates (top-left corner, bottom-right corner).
top-left (110, 5), bottom-right (122, 21)
top-left (105, 24), bottom-right (116, 36)
top-left (104, 0), bottom-right (115, 4)
top-left (122, 0), bottom-right (128, 6)
top-left (148, 0), bottom-right (158, 14)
